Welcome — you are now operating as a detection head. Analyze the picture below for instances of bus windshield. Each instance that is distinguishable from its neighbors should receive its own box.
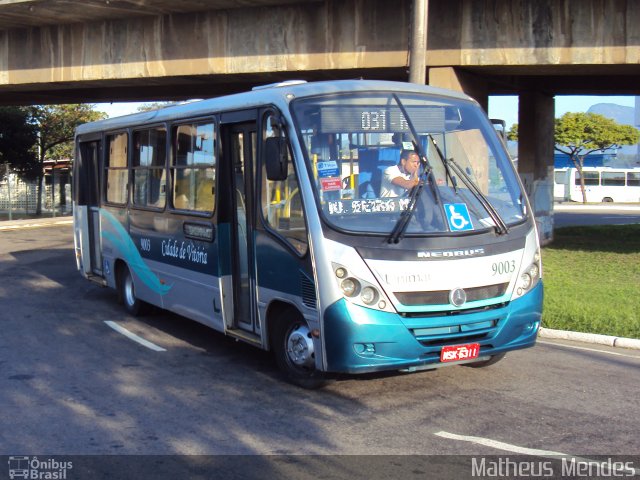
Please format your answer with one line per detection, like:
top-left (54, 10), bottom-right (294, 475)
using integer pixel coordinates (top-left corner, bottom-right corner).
top-left (291, 92), bottom-right (525, 236)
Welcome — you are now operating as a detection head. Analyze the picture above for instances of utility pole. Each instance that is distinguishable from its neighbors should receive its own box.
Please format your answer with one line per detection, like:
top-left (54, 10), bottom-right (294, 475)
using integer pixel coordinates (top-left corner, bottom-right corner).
top-left (408, 0), bottom-right (428, 84)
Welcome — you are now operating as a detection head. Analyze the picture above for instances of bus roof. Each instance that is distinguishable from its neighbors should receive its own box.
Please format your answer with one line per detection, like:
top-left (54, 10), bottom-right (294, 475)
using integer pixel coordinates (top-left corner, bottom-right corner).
top-left (76, 79), bottom-right (474, 136)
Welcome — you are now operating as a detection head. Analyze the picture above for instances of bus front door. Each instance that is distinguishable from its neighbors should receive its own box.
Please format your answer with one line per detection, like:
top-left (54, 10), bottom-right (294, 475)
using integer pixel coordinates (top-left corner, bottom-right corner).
top-left (221, 120), bottom-right (259, 338)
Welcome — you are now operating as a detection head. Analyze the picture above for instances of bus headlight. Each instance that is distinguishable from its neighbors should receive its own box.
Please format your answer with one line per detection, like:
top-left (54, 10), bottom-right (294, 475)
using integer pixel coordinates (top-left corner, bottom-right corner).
top-left (518, 252), bottom-right (541, 294)
top-left (341, 278), bottom-right (360, 297)
top-left (361, 286), bottom-right (379, 305)
top-left (332, 262), bottom-right (392, 312)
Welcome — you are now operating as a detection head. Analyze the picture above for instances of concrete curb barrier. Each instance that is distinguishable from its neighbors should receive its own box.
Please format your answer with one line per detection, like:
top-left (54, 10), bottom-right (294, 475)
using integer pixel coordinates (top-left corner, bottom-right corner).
top-left (0, 216), bottom-right (73, 230)
top-left (539, 327), bottom-right (640, 350)
top-left (554, 203), bottom-right (640, 212)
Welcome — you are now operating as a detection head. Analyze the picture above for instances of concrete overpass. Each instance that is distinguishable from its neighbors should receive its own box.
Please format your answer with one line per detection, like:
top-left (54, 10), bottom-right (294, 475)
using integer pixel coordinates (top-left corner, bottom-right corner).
top-left (2, 0), bottom-right (640, 241)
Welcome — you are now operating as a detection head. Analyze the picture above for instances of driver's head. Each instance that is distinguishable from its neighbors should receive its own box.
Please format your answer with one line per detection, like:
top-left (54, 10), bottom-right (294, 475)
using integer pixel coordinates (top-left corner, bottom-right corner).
top-left (400, 150), bottom-right (420, 175)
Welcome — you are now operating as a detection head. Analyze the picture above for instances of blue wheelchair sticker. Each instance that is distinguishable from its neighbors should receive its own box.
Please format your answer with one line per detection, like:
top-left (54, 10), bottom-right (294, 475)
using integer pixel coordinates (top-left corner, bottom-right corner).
top-left (444, 203), bottom-right (473, 231)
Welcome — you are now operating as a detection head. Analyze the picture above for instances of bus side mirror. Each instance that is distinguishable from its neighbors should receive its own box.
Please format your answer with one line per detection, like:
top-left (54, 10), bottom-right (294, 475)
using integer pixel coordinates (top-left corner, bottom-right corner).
top-left (265, 136), bottom-right (288, 181)
top-left (491, 119), bottom-right (507, 141)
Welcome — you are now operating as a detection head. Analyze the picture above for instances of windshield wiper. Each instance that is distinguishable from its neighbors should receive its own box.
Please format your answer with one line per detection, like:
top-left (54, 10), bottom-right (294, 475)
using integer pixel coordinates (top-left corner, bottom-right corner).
top-left (446, 157), bottom-right (509, 235)
top-left (388, 94), bottom-right (442, 244)
top-left (427, 134), bottom-right (458, 193)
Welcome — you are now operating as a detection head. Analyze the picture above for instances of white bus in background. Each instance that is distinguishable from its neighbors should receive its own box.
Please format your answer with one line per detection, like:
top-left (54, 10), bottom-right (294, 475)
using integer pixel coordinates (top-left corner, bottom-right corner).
top-left (554, 167), bottom-right (640, 203)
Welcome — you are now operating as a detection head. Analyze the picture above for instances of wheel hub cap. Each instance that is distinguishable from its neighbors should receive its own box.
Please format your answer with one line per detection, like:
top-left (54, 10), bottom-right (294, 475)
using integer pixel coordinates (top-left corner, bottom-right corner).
top-left (286, 325), bottom-right (315, 368)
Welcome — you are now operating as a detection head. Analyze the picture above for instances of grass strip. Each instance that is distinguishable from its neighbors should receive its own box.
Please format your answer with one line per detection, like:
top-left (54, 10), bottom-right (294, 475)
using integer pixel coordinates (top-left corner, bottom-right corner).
top-left (541, 224), bottom-right (640, 339)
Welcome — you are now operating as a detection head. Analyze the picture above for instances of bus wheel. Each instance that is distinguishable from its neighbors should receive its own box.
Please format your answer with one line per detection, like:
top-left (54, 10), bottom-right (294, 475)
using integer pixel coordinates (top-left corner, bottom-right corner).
top-left (602, 197), bottom-right (614, 203)
top-left (273, 315), bottom-right (327, 389)
top-left (118, 266), bottom-right (145, 316)
top-left (465, 353), bottom-right (506, 368)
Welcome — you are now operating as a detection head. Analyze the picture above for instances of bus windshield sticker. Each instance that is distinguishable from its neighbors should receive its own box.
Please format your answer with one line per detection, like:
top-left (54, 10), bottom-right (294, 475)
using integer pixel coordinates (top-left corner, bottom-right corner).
top-left (444, 203), bottom-right (474, 231)
top-left (327, 198), bottom-right (410, 215)
top-left (320, 177), bottom-right (342, 191)
top-left (316, 161), bottom-right (340, 178)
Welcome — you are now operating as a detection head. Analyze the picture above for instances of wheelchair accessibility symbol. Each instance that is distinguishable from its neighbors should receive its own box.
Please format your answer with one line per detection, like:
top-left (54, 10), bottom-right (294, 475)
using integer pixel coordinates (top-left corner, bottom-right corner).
top-left (444, 203), bottom-right (473, 231)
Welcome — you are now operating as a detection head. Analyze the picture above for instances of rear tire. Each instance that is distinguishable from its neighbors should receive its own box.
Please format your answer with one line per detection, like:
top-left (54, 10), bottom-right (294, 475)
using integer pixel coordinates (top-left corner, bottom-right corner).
top-left (465, 353), bottom-right (506, 368)
top-left (118, 266), bottom-right (146, 316)
top-left (602, 197), bottom-right (614, 203)
top-left (272, 313), bottom-right (328, 389)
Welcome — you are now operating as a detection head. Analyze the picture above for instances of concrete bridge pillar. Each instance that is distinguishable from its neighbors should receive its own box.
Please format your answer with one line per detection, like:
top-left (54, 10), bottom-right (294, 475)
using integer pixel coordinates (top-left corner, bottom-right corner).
top-left (518, 91), bottom-right (555, 244)
top-left (428, 67), bottom-right (488, 112)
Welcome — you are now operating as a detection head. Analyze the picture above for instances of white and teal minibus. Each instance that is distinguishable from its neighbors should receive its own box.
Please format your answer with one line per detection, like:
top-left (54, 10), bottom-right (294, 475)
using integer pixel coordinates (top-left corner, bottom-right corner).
top-left (73, 80), bottom-right (542, 388)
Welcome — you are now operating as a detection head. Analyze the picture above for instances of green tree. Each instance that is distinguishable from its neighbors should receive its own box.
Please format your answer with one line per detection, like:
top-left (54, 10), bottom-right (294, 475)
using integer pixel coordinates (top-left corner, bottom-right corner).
top-left (555, 112), bottom-right (639, 203)
top-left (0, 106), bottom-right (39, 181)
top-left (28, 104), bottom-right (106, 214)
top-left (137, 101), bottom-right (178, 112)
top-left (506, 123), bottom-right (518, 141)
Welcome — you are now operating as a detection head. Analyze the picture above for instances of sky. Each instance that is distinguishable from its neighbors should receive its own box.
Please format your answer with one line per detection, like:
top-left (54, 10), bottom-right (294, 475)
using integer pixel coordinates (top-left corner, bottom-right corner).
top-left (488, 95), bottom-right (638, 129)
top-left (95, 95), bottom-right (639, 126)
top-left (94, 101), bottom-right (146, 118)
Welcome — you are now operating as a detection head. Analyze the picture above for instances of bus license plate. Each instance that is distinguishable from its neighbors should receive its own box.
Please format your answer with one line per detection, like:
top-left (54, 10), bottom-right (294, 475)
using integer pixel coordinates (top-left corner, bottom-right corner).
top-left (440, 343), bottom-right (480, 363)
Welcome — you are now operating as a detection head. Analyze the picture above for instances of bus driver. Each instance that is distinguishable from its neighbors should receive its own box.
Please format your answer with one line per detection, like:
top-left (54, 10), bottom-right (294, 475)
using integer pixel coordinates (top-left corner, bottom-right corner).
top-left (380, 149), bottom-right (421, 197)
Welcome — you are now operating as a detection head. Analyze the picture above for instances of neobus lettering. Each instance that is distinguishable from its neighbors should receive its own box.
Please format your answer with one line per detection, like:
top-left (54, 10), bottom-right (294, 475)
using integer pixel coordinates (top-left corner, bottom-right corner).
top-left (418, 248), bottom-right (485, 258)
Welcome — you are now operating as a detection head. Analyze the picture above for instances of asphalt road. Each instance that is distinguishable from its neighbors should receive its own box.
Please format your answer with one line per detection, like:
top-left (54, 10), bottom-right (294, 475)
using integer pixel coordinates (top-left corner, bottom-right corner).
top-left (553, 204), bottom-right (640, 227)
top-left (0, 224), bottom-right (639, 479)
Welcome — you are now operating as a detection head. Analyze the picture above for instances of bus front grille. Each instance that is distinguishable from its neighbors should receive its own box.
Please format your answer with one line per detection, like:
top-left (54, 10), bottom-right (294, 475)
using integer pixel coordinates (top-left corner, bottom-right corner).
top-left (411, 318), bottom-right (499, 347)
top-left (394, 283), bottom-right (509, 306)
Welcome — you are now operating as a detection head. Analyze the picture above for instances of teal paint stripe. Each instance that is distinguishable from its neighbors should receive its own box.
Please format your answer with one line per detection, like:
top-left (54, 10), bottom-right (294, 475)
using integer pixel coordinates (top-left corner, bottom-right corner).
top-left (100, 209), bottom-right (172, 296)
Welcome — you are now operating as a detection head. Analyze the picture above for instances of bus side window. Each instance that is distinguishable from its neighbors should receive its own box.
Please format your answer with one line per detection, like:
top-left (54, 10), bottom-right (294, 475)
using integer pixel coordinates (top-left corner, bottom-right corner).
top-left (261, 112), bottom-right (308, 256)
top-left (628, 172), bottom-right (640, 186)
top-left (132, 127), bottom-right (167, 209)
top-left (105, 132), bottom-right (128, 205)
top-left (171, 122), bottom-right (216, 213)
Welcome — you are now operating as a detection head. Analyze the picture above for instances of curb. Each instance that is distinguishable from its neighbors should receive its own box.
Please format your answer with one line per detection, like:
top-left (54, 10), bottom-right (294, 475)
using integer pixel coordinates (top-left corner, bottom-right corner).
top-left (539, 327), bottom-right (640, 350)
top-left (553, 203), bottom-right (640, 212)
top-left (0, 216), bottom-right (73, 230)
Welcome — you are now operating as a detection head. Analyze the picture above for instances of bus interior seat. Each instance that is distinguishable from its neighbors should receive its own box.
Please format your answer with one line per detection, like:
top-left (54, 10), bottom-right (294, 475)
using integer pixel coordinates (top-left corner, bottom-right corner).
top-left (195, 178), bottom-right (214, 211)
top-left (357, 148), bottom-right (400, 198)
top-left (174, 194), bottom-right (189, 209)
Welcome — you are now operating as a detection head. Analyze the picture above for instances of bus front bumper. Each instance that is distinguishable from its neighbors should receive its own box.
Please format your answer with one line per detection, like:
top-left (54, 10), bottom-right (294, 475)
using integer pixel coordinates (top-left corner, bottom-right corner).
top-left (323, 282), bottom-right (543, 374)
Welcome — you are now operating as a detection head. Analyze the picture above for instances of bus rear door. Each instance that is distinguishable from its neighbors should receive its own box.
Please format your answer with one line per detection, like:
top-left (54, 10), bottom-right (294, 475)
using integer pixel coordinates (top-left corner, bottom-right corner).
top-left (76, 137), bottom-right (103, 277)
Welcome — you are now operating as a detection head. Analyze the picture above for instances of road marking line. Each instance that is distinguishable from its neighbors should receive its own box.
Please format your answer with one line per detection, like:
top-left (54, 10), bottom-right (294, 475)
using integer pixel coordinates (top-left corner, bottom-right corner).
top-left (537, 340), bottom-right (640, 359)
top-left (434, 431), bottom-right (567, 456)
top-left (104, 321), bottom-right (166, 352)
top-left (434, 431), bottom-right (639, 475)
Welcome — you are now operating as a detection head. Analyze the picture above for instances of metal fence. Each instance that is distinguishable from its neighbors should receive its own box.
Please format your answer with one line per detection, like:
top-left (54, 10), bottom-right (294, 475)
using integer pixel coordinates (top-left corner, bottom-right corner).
top-left (0, 173), bottom-right (72, 218)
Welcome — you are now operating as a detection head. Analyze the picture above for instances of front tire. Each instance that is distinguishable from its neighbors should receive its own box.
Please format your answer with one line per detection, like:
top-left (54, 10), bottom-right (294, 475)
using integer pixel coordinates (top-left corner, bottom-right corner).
top-left (118, 266), bottom-right (146, 316)
top-left (272, 314), bottom-right (327, 389)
